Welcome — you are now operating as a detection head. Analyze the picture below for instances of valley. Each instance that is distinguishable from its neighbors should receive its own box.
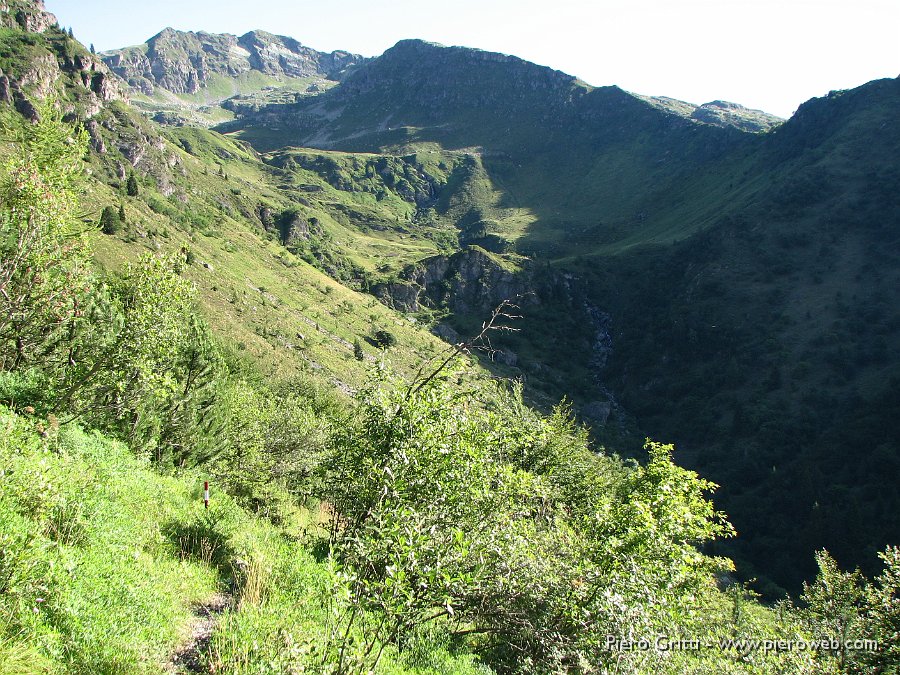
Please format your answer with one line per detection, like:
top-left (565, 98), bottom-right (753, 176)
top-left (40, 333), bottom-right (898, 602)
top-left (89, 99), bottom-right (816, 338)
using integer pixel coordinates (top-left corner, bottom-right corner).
top-left (2, 0), bottom-right (899, 671)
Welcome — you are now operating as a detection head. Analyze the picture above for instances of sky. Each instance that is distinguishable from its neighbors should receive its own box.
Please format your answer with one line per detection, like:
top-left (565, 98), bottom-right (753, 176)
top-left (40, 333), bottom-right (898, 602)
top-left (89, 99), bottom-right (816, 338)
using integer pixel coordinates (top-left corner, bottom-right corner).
top-left (47, 0), bottom-right (899, 119)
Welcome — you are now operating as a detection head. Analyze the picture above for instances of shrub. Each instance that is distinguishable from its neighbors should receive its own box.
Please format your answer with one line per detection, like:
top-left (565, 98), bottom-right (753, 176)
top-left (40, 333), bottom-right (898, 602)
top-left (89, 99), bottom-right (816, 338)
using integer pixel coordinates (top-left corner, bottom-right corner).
top-left (99, 205), bottom-right (120, 234)
top-left (372, 329), bottom-right (397, 349)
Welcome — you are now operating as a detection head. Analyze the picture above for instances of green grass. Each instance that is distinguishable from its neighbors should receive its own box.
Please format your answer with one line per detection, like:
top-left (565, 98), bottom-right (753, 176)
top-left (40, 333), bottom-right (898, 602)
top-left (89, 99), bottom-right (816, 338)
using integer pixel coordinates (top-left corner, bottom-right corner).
top-left (0, 403), bottom-right (490, 674)
top-left (0, 406), bottom-right (218, 673)
top-left (80, 118), bottom-right (459, 392)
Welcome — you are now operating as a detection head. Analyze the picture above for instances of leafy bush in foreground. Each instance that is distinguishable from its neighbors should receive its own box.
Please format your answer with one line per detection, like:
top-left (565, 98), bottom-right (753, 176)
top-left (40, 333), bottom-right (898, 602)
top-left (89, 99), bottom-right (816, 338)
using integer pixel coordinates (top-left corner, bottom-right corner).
top-left (320, 365), bottom-right (744, 672)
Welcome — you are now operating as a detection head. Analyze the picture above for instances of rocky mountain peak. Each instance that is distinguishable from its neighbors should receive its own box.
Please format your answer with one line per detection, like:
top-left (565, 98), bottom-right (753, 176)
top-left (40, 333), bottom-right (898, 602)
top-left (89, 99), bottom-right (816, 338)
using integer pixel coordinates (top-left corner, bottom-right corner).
top-left (101, 28), bottom-right (366, 97)
top-left (691, 99), bottom-right (782, 132)
top-left (335, 38), bottom-right (583, 113)
top-left (638, 93), bottom-right (782, 132)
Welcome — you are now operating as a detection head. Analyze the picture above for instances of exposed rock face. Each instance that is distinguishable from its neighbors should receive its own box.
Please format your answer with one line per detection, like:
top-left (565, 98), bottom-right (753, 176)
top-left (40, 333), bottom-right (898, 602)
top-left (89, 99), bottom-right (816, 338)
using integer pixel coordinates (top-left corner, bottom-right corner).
top-left (431, 323), bottom-right (460, 344)
top-left (639, 94), bottom-right (783, 132)
top-left (240, 30), bottom-right (359, 78)
top-left (0, 0), bottom-right (56, 33)
top-left (14, 93), bottom-right (38, 121)
top-left (102, 28), bottom-right (365, 97)
top-left (16, 51), bottom-right (59, 98)
top-left (691, 100), bottom-right (783, 133)
top-left (373, 248), bottom-right (528, 314)
top-left (279, 211), bottom-right (311, 245)
top-left (0, 69), bottom-right (11, 103)
top-left (0, 1), bottom-right (126, 119)
top-left (373, 281), bottom-right (423, 312)
top-left (84, 119), bottom-right (105, 153)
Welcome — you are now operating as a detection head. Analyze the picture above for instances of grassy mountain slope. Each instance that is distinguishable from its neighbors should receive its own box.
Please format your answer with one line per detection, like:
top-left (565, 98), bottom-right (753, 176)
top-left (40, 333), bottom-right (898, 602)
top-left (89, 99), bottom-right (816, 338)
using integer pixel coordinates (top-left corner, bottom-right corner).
top-left (4, 0), bottom-right (900, 601)
top-left (219, 37), bottom-right (900, 595)
top-left (0, 405), bottom-right (495, 674)
top-left (221, 39), bottom-right (769, 260)
top-left (79, 110), bottom-right (458, 391)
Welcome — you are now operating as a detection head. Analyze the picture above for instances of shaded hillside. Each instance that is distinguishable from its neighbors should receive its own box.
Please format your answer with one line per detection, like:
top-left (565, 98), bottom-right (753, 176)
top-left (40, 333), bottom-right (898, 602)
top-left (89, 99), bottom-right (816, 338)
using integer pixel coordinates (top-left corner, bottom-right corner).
top-left (583, 76), bottom-right (900, 593)
top-left (4, 0), bottom-right (899, 598)
top-left (220, 38), bottom-right (900, 595)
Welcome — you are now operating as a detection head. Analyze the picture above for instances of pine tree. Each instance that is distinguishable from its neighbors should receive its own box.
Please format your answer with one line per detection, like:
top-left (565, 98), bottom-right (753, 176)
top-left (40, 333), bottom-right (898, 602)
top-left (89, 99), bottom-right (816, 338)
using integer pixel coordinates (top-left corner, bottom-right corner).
top-left (90, 44), bottom-right (96, 55)
top-left (353, 338), bottom-right (364, 361)
top-left (118, 203), bottom-right (126, 223)
top-left (126, 172), bottom-right (138, 197)
top-left (100, 205), bottom-right (120, 234)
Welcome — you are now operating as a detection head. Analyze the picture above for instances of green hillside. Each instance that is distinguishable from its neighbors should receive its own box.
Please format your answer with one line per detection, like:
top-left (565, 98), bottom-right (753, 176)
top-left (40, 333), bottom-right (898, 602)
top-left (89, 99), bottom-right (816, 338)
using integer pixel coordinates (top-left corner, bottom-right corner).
top-left (2, 93), bottom-right (878, 674)
top-left (219, 37), bottom-right (900, 595)
top-left (2, 0), bottom-right (900, 670)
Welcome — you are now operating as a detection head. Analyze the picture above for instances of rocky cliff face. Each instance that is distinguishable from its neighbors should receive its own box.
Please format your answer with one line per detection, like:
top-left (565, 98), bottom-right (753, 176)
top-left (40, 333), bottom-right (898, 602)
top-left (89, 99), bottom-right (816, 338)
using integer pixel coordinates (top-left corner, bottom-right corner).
top-left (0, 0), bottom-right (125, 120)
top-left (102, 28), bottom-right (365, 97)
top-left (373, 247), bottom-right (528, 314)
top-left (0, 0), bottom-right (55, 33)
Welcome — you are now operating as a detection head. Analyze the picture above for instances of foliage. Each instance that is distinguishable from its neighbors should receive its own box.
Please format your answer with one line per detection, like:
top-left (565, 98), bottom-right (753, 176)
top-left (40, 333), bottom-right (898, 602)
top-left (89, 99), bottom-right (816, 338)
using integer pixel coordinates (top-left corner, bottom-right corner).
top-left (212, 375), bottom-right (334, 518)
top-left (0, 104), bottom-right (90, 388)
top-left (99, 205), bottom-right (120, 234)
top-left (373, 329), bottom-right (397, 349)
top-left (320, 364), bottom-right (742, 673)
top-left (863, 546), bottom-right (900, 672)
top-left (799, 550), bottom-right (868, 672)
top-left (82, 253), bottom-right (229, 466)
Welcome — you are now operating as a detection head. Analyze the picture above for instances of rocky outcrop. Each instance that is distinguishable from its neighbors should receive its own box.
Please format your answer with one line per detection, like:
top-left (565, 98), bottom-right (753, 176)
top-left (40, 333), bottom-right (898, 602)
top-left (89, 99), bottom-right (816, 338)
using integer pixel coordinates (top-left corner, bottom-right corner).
top-left (0, 71), bottom-right (10, 102)
top-left (0, 0), bottom-right (56, 33)
top-left (239, 30), bottom-right (359, 79)
top-left (279, 211), bottom-right (311, 245)
top-left (102, 28), bottom-right (365, 97)
top-left (372, 281), bottom-right (423, 312)
top-left (639, 95), bottom-right (783, 133)
top-left (691, 100), bottom-right (783, 133)
top-left (14, 51), bottom-right (59, 98)
top-left (0, 0), bottom-right (126, 119)
top-left (428, 249), bottom-right (527, 313)
top-left (373, 247), bottom-right (528, 314)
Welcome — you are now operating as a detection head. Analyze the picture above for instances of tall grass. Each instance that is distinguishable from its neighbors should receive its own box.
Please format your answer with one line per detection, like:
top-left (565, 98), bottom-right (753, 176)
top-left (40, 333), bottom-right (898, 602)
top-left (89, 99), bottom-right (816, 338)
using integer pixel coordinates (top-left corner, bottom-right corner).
top-left (0, 407), bottom-right (218, 673)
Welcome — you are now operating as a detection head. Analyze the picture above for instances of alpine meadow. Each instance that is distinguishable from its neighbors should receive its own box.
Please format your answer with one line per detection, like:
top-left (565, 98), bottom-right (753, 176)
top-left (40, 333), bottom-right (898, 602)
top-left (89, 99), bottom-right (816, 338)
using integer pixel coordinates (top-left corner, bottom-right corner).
top-left (1, 1), bottom-right (899, 673)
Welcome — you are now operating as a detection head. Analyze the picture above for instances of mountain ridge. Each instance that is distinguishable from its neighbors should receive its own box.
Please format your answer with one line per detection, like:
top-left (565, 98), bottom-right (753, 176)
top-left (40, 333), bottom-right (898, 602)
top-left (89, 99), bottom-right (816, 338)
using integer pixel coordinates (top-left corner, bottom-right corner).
top-left (4, 0), bottom-right (900, 598)
top-left (101, 27), bottom-right (366, 97)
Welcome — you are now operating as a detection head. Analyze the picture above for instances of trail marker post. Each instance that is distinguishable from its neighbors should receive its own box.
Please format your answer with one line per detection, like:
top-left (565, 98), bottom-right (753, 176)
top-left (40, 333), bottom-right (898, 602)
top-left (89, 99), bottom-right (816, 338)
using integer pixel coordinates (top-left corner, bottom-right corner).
top-left (204, 481), bottom-right (209, 510)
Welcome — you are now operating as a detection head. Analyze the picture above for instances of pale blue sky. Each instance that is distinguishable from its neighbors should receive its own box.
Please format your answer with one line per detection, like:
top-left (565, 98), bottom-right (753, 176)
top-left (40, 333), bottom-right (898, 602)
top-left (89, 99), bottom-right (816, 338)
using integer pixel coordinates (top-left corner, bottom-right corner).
top-left (47, 0), bottom-right (899, 119)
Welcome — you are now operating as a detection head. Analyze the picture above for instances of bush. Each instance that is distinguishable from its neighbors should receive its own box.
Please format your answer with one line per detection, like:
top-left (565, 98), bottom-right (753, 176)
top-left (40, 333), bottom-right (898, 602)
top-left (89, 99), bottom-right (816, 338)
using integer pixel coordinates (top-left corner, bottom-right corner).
top-left (99, 205), bottom-right (120, 234)
top-left (372, 329), bottom-right (397, 349)
top-left (320, 366), bottom-right (738, 672)
top-left (0, 105), bottom-right (92, 386)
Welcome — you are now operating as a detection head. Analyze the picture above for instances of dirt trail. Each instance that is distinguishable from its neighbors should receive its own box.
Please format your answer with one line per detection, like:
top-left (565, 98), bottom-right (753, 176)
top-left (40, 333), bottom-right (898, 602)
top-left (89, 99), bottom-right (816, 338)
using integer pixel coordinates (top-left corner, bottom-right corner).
top-left (166, 592), bottom-right (232, 674)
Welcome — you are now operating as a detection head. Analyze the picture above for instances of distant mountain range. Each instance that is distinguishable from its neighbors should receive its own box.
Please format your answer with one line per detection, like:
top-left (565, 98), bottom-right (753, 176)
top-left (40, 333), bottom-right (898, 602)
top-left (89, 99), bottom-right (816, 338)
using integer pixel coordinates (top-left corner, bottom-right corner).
top-left (102, 28), bottom-right (365, 96)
